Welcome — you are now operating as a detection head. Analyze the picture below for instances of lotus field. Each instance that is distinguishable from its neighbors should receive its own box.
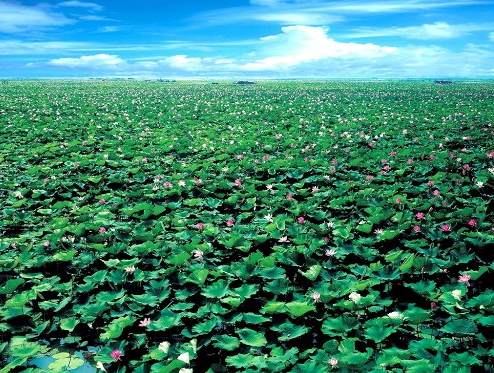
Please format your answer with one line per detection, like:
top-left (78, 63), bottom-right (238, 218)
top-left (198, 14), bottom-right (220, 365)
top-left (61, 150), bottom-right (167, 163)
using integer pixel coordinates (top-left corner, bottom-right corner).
top-left (1, 80), bottom-right (493, 373)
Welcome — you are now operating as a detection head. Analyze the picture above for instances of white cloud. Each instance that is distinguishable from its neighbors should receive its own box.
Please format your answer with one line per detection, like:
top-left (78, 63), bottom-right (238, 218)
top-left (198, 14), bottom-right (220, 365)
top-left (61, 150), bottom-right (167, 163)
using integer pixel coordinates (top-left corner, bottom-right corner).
top-left (349, 22), bottom-right (494, 40)
top-left (0, 2), bottom-right (74, 33)
top-left (96, 26), bottom-right (126, 33)
top-left (324, 0), bottom-right (488, 14)
top-left (80, 15), bottom-right (115, 21)
top-left (48, 54), bottom-right (125, 68)
top-left (489, 32), bottom-right (494, 41)
top-left (250, 0), bottom-right (285, 6)
top-left (0, 40), bottom-right (98, 55)
top-left (254, 12), bottom-right (343, 25)
top-left (161, 55), bottom-right (206, 71)
top-left (193, 0), bottom-right (487, 27)
top-left (241, 25), bottom-right (397, 70)
top-left (58, 1), bottom-right (103, 12)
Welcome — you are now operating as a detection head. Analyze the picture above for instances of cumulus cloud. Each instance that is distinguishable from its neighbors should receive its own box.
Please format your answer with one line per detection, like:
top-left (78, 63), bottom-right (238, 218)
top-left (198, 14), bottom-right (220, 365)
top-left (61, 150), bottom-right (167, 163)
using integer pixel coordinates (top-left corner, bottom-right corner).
top-left (0, 2), bottom-right (74, 33)
top-left (241, 25), bottom-right (397, 70)
top-left (350, 22), bottom-right (494, 40)
top-left (161, 55), bottom-right (208, 71)
top-left (48, 54), bottom-right (125, 68)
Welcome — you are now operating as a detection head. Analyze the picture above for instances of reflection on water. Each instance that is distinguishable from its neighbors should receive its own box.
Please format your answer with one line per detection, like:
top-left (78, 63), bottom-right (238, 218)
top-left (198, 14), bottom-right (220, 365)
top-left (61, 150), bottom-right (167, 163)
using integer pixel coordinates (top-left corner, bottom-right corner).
top-left (28, 343), bottom-right (98, 373)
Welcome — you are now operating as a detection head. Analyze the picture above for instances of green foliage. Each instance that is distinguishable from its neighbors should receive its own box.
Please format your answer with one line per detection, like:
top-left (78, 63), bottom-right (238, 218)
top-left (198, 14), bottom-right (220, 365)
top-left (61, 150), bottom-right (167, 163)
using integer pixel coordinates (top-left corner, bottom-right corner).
top-left (0, 80), bottom-right (492, 372)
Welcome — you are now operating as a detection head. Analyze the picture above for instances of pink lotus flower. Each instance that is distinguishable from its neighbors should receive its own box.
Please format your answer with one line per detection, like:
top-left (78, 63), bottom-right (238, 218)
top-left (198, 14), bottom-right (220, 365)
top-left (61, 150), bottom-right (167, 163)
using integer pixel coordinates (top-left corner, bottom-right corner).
top-left (163, 182), bottom-right (172, 188)
top-left (125, 266), bottom-right (135, 273)
top-left (433, 190), bottom-right (440, 196)
top-left (139, 318), bottom-right (151, 327)
top-left (99, 199), bottom-right (106, 204)
top-left (110, 349), bottom-right (121, 360)
top-left (374, 228), bottom-right (384, 234)
top-left (99, 227), bottom-right (107, 234)
top-left (311, 292), bottom-right (321, 302)
top-left (234, 179), bottom-right (242, 186)
top-left (441, 224), bottom-right (451, 232)
top-left (428, 180), bottom-right (434, 186)
top-left (413, 226), bottom-right (421, 232)
top-left (395, 198), bottom-right (402, 204)
top-left (325, 249), bottom-right (336, 257)
top-left (286, 193), bottom-right (294, 199)
top-left (195, 223), bottom-right (204, 230)
top-left (416, 212), bottom-right (425, 220)
top-left (407, 159), bottom-right (414, 163)
top-left (468, 219), bottom-right (477, 227)
top-left (226, 219), bottom-right (234, 227)
top-left (329, 358), bottom-right (338, 367)
top-left (297, 217), bottom-right (305, 223)
top-left (194, 177), bottom-right (202, 184)
top-left (278, 236), bottom-right (290, 243)
top-left (43, 241), bottom-right (50, 247)
top-left (193, 249), bottom-right (204, 261)
top-left (365, 175), bottom-right (373, 181)
top-left (430, 302), bottom-right (437, 309)
top-left (458, 274), bottom-right (471, 286)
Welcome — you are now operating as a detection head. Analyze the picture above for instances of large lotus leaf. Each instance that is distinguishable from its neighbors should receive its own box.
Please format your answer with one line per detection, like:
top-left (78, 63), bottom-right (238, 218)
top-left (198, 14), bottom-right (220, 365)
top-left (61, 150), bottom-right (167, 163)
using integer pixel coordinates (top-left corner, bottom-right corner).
top-left (100, 316), bottom-right (135, 340)
top-left (201, 279), bottom-right (229, 298)
top-left (225, 353), bottom-right (256, 369)
top-left (298, 264), bottom-right (322, 281)
top-left (264, 278), bottom-right (289, 294)
top-left (322, 315), bottom-right (359, 335)
top-left (440, 319), bottom-right (478, 335)
top-left (449, 352), bottom-right (482, 365)
top-left (272, 321), bottom-right (310, 341)
top-left (232, 283), bottom-right (259, 298)
top-left (0, 278), bottom-right (25, 294)
top-left (60, 317), bottom-right (79, 332)
top-left (364, 325), bottom-right (397, 343)
top-left (237, 328), bottom-right (268, 347)
top-left (285, 302), bottom-right (316, 317)
top-left (48, 352), bottom-right (85, 371)
top-left (211, 335), bottom-right (240, 351)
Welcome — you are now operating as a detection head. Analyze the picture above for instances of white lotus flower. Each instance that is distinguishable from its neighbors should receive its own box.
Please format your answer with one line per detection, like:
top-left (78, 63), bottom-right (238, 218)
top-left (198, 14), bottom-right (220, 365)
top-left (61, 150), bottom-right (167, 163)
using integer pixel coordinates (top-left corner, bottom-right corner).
top-left (178, 352), bottom-right (190, 364)
top-left (349, 292), bottom-right (361, 304)
top-left (387, 311), bottom-right (407, 320)
top-left (451, 289), bottom-right (462, 300)
top-left (158, 341), bottom-right (170, 353)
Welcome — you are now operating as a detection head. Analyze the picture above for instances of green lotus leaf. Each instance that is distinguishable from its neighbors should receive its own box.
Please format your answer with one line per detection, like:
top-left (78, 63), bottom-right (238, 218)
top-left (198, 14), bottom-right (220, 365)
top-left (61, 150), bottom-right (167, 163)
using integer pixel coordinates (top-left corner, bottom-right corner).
top-left (0, 278), bottom-right (25, 294)
top-left (272, 321), bottom-right (310, 341)
top-left (48, 352), bottom-right (85, 371)
top-left (225, 353), bottom-right (255, 368)
top-left (363, 325), bottom-right (397, 343)
top-left (440, 319), bottom-right (478, 335)
top-left (100, 316), bottom-right (135, 340)
top-left (293, 360), bottom-right (327, 373)
top-left (237, 328), bottom-right (268, 347)
top-left (186, 269), bottom-right (209, 285)
top-left (285, 302), bottom-right (315, 317)
top-left (211, 335), bottom-right (240, 351)
top-left (298, 264), bottom-right (321, 281)
top-left (201, 279), bottom-right (229, 298)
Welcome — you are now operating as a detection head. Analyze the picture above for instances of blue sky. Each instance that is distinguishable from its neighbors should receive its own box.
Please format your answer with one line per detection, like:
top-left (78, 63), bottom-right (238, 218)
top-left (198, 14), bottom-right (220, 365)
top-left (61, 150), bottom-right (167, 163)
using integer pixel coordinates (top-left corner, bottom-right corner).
top-left (1, 0), bottom-right (493, 78)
